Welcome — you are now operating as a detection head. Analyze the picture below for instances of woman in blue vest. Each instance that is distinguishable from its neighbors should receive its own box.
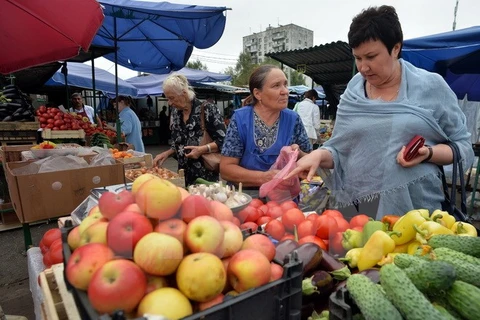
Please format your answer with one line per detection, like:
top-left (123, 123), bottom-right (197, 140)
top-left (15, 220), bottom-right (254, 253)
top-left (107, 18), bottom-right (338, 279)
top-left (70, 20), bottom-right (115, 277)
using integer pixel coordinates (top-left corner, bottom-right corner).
top-left (220, 65), bottom-right (312, 191)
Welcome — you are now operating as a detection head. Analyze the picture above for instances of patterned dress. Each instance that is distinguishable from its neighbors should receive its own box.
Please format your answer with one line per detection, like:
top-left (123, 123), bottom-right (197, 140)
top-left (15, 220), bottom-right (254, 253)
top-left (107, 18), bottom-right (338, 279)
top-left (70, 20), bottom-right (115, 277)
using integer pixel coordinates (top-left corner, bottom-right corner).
top-left (170, 98), bottom-right (226, 186)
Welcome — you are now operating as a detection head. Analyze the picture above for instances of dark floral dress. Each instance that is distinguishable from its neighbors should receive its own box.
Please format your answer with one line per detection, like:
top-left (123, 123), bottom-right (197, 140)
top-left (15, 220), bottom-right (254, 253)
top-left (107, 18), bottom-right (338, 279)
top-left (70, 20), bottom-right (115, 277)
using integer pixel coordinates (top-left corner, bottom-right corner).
top-left (170, 98), bottom-right (226, 186)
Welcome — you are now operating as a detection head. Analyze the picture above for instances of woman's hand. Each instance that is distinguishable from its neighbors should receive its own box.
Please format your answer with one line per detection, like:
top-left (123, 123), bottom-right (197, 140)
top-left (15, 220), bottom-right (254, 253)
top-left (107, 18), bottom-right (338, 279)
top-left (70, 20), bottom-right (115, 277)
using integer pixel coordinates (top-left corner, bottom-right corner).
top-left (396, 145), bottom-right (431, 167)
top-left (262, 169), bottom-right (280, 184)
top-left (153, 151), bottom-right (170, 167)
top-left (184, 145), bottom-right (206, 160)
top-left (284, 149), bottom-right (325, 181)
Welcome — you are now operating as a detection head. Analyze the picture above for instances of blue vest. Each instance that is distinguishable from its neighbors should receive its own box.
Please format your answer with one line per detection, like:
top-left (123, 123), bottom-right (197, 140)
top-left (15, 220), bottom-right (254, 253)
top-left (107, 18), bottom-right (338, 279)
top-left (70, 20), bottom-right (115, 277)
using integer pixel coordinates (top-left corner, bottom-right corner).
top-left (235, 107), bottom-right (297, 171)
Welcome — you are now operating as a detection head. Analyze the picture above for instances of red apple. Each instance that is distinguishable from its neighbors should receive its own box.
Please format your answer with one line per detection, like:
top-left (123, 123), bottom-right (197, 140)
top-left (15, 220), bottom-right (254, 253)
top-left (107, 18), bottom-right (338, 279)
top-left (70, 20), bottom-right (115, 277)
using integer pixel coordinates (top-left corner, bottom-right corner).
top-left (210, 200), bottom-right (234, 221)
top-left (180, 195), bottom-right (212, 223)
top-left (65, 243), bottom-right (115, 290)
top-left (227, 249), bottom-right (271, 293)
top-left (107, 211), bottom-right (153, 257)
top-left (198, 294), bottom-right (225, 311)
top-left (184, 216), bottom-right (224, 256)
top-left (232, 217), bottom-right (241, 227)
top-left (98, 190), bottom-right (135, 220)
top-left (154, 218), bottom-right (187, 246)
top-left (270, 262), bottom-right (284, 282)
top-left (88, 259), bottom-right (147, 314)
top-left (145, 274), bottom-right (169, 294)
top-left (123, 203), bottom-right (143, 215)
top-left (241, 234), bottom-right (276, 261)
top-left (220, 221), bottom-right (243, 258)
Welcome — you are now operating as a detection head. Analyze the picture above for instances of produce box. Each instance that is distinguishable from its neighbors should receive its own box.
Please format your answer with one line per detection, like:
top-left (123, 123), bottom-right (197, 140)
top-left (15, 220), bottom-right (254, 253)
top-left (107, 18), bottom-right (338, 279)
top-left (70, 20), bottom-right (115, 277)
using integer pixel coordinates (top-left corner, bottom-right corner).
top-left (0, 121), bottom-right (39, 131)
top-left (125, 167), bottom-right (185, 188)
top-left (0, 129), bottom-right (37, 142)
top-left (116, 152), bottom-right (153, 169)
top-left (60, 227), bottom-right (303, 320)
top-left (42, 129), bottom-right (85, 140)
top-left (0, 144), bottom-right (33, 163)
top-left (5, 156), bottom-right (125, 223)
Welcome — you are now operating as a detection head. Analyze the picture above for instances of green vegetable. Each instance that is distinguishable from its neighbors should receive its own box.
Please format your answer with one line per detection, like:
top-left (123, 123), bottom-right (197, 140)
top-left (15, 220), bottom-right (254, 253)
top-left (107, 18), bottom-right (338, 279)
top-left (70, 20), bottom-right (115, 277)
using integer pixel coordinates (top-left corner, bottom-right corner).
top-left (403, 260), bottom-right (456, 295)
top-left (432, 303), bottom-right (459, 320)
top-left (346, 274), bottom-right (402, 320)
top-left (393, 253), bottom-right (427, 269)
top-left (194, 178), bottom-right (215, 185)
top-left (433, 247), bottom-right (480, 266)
top-left (431, 249), bottom-right (480, 287)
top-left (428, 234), bottom-right (480, 258)
top-left (362, 220), bottom-right (387, 245)
top-left (446, 281), bottom-right (480, 320)
top-left (429, 295), bottom-right (463, 320)
top-left (379, 264), bottom-right (447, 320)
top-left (342, 229), bottom-right (363, 250)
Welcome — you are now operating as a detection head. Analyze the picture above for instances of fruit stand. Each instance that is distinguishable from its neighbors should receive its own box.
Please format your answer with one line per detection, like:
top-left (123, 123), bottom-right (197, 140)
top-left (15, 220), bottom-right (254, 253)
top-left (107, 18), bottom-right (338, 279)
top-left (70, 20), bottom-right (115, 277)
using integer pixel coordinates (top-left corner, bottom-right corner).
top-left (27, 171), bottom-right (480, 320)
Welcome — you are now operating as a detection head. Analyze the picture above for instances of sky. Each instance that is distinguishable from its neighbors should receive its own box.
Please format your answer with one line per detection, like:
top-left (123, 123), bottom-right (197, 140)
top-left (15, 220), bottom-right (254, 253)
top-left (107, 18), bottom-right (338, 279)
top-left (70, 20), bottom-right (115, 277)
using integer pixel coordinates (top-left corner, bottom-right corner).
top-left (92, 0), bottom-right (479, 80)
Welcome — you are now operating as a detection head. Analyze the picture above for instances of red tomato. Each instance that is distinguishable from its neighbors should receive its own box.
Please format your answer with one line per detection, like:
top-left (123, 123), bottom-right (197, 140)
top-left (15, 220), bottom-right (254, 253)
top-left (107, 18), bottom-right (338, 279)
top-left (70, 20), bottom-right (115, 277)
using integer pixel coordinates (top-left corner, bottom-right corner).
top-left (256, 216), bottom-right (272, 226)
top-left (280, 200), bottom-right (297, 212)
top-left (49, 241), bottom-right (63, 265)
top-left (41, 228), bottom-right (61, 248)
top-left (42, 251), bottom-right (52, 268)
top-left (306, 213), bottom-right (319, 222)
top-left (280, 233), bottom-right (295, 241)
top-left (349, 214), bottom-right (371, 229)
top-left (315, 215), bottom-right (338, 240)
top-left (266, 201), bottom-right (279, 208)
top-left (258, 204), bottom-right (269, 215)
top-left (237, 206), bottom-right (262, 223)
top-left (38, 117), bottom-right (47, 123)
top-left (249, 198), bottom-right (264, 209)
top-left (334, 217), bottom-right (350, 233)
top-left (330, 231), bottom-right (345, 255)
top-left (298, 235), bottom-right (327, 250)
top-left (267, 206), bottom-right (284, 219)
top-left (281, 208), bottom-right (305, 232)
top-left (322, 209), bottom-right (344, 219)
top-left (264, 219), bottom-right (286, 241)
top-left (297, 219), bottom-right (317, 239)
top-left (39, 239), bottom-right (49, 255)
top-left (239, 221), bottom-right (258, 233)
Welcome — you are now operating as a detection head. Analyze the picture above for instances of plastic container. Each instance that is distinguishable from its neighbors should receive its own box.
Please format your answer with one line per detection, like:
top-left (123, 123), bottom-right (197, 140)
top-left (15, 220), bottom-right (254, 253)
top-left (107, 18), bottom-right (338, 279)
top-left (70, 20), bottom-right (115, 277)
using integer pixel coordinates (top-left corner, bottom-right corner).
top-left (328, 287), bottom-right (360, 320)
top-left (61, 225), bottom-right (303, 320)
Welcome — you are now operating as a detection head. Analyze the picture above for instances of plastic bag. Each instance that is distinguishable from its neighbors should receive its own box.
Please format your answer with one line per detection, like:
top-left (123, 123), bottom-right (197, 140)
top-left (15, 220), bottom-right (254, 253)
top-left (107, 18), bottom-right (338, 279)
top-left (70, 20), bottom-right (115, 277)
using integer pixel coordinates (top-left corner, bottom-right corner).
top-left (259, 146), bottom-right (301, 203)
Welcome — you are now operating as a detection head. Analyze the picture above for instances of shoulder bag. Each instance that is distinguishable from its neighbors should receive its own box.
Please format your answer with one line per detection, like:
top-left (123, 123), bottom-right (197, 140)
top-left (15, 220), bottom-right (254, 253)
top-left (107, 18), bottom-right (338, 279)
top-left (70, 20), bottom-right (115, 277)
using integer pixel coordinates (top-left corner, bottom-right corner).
top-left (199, 102), bottom-right (221, 172)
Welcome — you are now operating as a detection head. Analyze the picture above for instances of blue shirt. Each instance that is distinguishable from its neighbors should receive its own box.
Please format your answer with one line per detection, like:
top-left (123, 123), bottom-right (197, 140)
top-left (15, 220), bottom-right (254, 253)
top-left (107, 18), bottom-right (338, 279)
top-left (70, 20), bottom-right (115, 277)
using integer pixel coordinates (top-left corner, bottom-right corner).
top-left (120, 107), bottom-right (144, 152)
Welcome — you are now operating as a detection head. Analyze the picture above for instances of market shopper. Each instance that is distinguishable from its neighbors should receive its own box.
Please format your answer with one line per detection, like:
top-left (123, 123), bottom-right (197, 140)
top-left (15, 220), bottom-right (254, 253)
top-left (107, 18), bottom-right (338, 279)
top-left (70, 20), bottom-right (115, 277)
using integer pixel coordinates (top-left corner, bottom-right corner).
top-left (70, 92), bottom-right (102, 127)
top-left (295, 89), bottom-right (321, 146)
top-left (152, 74), bottom-right (226, 186)
top-left (285, 5), bottom-right (474, 219)
top-left (220, 65), bottom-right (312, 189)
top-left (106, 96), bottom-right (145, 152)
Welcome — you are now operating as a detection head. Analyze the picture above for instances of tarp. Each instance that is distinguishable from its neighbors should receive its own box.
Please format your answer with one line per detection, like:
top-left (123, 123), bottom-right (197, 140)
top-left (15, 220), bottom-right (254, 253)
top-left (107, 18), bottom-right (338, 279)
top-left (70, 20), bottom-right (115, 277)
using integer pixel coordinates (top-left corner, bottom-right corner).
top-left (44, 62), bottom-right (138, 97)
top-left (125, 68), bottom-right (231, 96)
top-left (93, 0), bottom-right (228, 74)
top-left (288, 85), bottom-right (326, 98)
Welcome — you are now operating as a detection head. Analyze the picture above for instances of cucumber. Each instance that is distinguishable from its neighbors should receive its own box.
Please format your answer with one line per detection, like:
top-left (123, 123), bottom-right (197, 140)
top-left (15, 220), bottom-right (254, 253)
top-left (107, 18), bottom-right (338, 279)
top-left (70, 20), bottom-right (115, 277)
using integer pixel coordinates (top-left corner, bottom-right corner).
top-left (393, 253), bottom-right (427, 269)
top-left (380, 264), bottom-right (447, 320)
top-left (346, 274), bottom-right (402, 320)
top-left (431, 251), bottom-right (480, 287)
top-left (403, 261), bottom-right (456, 295)
top-left (428, 235), bottom-right (480, 258)
top-left (446, 281), bottom-right (480, 320)
top-left (432, 304), bottom-right (459, 320)
top-left (433, 247), bottom-right (480, 266)
top-left (429, 295), bottom-right (463, 320)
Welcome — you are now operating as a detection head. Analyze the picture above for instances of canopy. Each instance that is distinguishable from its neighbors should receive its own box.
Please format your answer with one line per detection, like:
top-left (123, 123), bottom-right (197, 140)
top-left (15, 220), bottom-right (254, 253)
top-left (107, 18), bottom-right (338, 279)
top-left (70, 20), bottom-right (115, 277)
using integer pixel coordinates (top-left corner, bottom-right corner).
top-left (93, 0), bottom-right (228, 74)
top-left (0, 0), bottom-right (104, 75)
top-left (45, 62), bottom-right (138, 97)
top-left (288, 85), bottom-right (326, 98)
top-left (125, 68), bottom-right (231, 96)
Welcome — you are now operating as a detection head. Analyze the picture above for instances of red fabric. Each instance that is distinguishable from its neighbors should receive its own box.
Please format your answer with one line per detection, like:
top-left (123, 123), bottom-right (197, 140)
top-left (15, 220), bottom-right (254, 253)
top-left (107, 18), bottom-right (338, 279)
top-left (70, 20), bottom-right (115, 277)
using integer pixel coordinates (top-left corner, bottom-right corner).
top-left (0, 0), bottom-right (104, 74)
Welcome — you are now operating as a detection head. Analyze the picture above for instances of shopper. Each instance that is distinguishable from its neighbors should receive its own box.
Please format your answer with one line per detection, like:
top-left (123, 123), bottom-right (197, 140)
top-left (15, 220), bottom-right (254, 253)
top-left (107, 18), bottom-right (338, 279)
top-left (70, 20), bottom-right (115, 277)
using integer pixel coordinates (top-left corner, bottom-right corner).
top-left (220, 65), bottom-right (312, 189)
top-left (295, 89), bottom-right (321, 146)
top-left (153, 74), bottom-right (226, 186)
top-left (285, 5), bottom-right (474, 219)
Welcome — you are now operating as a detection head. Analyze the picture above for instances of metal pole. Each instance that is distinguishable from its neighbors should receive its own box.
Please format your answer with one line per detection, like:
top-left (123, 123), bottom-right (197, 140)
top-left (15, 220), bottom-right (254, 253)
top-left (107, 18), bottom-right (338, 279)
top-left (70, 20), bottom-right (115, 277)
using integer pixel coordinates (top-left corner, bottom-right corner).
top-left (91, 49), bottom-right (97, 120)
top-left (114, 17), bottom-right (122, 142)
top-left (452, 0), bottom-right (459, 31)
top-left (62, 62), bottom-right (70, 109)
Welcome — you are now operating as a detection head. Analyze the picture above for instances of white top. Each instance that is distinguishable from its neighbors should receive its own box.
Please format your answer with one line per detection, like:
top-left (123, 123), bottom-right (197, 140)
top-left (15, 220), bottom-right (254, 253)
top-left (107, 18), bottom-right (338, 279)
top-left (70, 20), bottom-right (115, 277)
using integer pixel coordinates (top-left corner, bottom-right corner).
top-left (295, 98), bottom-right (320, 140)
top-left (69, 104), bottom-right (95, 123)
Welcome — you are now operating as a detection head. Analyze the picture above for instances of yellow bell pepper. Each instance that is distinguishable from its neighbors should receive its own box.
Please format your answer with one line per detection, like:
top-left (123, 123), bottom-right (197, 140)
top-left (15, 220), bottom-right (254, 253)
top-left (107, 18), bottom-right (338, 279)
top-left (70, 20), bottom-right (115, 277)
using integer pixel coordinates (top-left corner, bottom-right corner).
top-left (451, 221), bottom-right (478, 237)
top-left (414, 221), bottom-right (454, 243)
top-left (391, 209), bottom-right (428, 245)
top-left (392, 242), bottom-right (410, 253)
top-left (339, 247), bottom-right (363, 269)
top-left (407, 240), bottom-right (422, 255)
top-left (357, 230), bottom-right (399, 271)
top-left (430, 209), bottom-right (456, 229)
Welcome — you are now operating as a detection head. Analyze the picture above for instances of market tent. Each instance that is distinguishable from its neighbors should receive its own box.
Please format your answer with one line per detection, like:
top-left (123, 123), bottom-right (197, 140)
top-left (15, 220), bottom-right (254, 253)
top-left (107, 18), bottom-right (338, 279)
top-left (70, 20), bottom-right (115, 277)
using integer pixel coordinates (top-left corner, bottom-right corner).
top-left (44, 62), bottom-right (138, 97)
top-left (93, 0), bottom-right (229, 74)
top-left (125, 68), bottom-right (231, 96)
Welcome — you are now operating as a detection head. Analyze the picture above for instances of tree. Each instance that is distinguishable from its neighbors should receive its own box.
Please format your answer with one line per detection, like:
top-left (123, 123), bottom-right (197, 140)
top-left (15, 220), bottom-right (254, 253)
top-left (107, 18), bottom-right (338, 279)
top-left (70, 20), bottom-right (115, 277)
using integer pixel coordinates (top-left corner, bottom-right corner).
top-left (289, 70), bottom-right (306, 86)
top-left (186, 59), bottom-right (208, 70)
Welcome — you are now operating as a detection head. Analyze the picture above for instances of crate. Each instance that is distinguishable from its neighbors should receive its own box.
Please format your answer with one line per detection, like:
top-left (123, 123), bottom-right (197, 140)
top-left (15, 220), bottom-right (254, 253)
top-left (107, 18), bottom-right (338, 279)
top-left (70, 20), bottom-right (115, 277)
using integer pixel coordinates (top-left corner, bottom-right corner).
top-left (40, 263), bottom-right (81, 320)
top-left (60, 227), bottom-right (303, 320)
top-left (0, 129), bottom-right (37, 141)
top-left (42, 129), bottom-right (85, 140)
top-left (0, 121), bottom-right (39, 131)
top-left (0, 144), bottom-right (33, 163)
top-left (117, 153), bottom-right (153, 169)
top-left (125, 167), bottom-right (185, 188)
top-left (329, 287), bottom-right (359, 320)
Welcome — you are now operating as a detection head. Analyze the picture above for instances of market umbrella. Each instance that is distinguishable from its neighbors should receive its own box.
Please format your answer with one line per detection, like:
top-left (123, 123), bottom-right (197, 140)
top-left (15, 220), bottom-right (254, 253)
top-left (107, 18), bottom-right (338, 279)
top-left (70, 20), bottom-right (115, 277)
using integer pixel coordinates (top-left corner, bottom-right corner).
top-left (0, 0), bottom-right (104, 75)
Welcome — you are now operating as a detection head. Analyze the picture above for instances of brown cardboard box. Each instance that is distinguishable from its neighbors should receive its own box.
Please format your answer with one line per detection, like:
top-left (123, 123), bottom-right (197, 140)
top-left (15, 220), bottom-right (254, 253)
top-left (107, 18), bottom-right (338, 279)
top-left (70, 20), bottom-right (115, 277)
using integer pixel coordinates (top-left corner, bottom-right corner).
top-left (5, 158), bottom-right (125, 223)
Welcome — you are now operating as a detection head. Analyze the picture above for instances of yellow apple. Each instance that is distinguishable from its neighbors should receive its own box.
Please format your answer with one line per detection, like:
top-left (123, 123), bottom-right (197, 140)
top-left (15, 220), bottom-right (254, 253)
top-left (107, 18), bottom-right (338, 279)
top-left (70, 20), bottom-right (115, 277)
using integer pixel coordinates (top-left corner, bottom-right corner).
top-left (220, 221), bottom-right (243, 258)
top-left (67, 226), bottom-right (81, 251)
top-left (78, 212), bottom-right (107, 235)
top-left (137, 288), bottom-right (192, 319)
top-left (131, 173), bottom-right (158, 196)
top-left (79, 221), bottom-right (108, 246)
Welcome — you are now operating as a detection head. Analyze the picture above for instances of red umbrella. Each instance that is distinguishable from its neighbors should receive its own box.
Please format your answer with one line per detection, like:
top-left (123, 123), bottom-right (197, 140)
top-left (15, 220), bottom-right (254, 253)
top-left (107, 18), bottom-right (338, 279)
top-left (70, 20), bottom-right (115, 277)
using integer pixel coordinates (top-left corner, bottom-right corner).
top-left (0, 0), bottom-right (104, 75)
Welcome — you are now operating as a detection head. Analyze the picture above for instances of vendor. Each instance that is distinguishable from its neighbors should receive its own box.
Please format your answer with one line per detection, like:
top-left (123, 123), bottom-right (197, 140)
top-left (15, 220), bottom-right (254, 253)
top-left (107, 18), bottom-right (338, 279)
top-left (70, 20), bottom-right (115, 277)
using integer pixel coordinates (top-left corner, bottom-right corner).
top-left (70, 92), bottom-right (103, 128)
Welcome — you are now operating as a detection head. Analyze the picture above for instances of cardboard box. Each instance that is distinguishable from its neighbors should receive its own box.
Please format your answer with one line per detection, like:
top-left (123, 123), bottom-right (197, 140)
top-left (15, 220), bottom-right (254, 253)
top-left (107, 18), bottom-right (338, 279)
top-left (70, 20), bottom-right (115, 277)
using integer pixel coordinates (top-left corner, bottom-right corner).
top-left (5, 158), bottom-right (125, 223)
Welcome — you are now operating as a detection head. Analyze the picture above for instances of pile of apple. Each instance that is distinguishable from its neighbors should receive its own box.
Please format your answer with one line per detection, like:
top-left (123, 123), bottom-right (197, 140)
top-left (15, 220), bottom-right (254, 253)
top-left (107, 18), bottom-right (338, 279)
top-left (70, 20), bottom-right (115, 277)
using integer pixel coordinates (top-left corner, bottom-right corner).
top-left (39, 228), bottom-right (64, 268)
top-left (63, 173), bottom-right (284, 319)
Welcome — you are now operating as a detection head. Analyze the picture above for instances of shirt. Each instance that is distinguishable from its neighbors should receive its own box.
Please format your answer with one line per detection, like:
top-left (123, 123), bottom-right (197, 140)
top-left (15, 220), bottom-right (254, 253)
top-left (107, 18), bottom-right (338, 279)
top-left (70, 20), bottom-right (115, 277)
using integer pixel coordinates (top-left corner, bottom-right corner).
top-left (296, 98), bottom-right (321, 140)
top-left (70, 105), bottom-right (95, 124)
top-left (119, 107), bottom-right (144, 152)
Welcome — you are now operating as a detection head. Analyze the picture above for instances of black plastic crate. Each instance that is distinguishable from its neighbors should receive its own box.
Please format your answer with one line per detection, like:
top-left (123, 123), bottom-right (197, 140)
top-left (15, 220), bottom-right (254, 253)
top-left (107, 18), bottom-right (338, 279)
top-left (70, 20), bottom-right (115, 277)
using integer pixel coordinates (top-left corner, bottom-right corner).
top-left (61, 224), bottom-right (303, 320)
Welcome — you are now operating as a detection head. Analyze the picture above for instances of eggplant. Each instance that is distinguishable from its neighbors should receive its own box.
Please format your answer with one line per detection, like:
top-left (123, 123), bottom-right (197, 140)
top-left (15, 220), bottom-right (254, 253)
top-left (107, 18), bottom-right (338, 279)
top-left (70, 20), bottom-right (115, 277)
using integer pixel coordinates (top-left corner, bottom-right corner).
top-left (296, 242), bottom-right (323, 274)
top-left (2, 116), bottom-right (12, 121)
top-left (274, 239), bottom-right (299, 265)
top-left (318, 249), bottom-right (351, 280)
top-left (302, 270), bottom-right (334, 297)
top-left (333, 268), bottom-right (381, 292)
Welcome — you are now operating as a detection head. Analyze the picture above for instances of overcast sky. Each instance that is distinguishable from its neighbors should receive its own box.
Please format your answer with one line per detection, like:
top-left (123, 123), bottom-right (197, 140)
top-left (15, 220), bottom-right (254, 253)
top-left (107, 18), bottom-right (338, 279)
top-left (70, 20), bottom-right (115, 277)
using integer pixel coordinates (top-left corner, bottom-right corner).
top-left (93, 0), bottom-right (478, 79)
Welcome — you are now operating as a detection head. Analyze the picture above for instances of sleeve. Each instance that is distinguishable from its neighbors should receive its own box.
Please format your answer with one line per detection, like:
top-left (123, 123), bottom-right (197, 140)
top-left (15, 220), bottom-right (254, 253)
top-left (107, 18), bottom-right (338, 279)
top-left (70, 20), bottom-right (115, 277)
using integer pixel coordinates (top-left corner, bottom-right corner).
top-left (293, 116), bottom-right (313, 152)
top-left (205, 103), bottom-right (227, 149)
top-left (221, 113), bottom-right (244, 158)
top-left (120, 113), bottom-right (133, 135)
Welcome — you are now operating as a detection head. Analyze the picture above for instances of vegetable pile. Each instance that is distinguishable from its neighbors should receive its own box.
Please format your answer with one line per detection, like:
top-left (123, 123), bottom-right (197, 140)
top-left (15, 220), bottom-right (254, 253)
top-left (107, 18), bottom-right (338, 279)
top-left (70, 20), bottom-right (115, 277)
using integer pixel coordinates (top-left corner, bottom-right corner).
top-left (0, 84), bottom-right (36, 121)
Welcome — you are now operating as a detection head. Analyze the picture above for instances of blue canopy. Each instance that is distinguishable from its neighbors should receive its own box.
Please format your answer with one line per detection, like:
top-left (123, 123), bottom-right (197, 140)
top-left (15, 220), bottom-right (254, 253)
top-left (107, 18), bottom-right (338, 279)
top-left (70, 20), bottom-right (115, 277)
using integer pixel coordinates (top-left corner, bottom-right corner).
top-left (125, 68), bottom-right (231, 96)
top-left (45, 62), bottom-right (138, 97)
top-left (93, 0), bottom-right (228, 74)
top-left (288, 85), bottom-right (326, 98)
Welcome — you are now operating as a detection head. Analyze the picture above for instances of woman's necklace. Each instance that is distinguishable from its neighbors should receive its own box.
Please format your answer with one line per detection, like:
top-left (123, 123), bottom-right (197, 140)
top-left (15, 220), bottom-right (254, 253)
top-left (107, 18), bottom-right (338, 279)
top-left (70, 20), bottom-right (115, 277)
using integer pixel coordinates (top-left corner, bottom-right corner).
top-left (369, 82), bottom-right (400, 101)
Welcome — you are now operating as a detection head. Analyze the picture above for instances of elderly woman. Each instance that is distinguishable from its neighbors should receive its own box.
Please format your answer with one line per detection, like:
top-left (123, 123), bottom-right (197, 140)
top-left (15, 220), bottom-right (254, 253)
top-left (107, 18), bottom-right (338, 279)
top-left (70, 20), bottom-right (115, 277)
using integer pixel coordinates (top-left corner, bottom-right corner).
top-left (153, 74), bottom-right (226, 186)
top-left (220, 65), bottom-right (312, 191)
top-left (286, 5), bottom-right (473, 219)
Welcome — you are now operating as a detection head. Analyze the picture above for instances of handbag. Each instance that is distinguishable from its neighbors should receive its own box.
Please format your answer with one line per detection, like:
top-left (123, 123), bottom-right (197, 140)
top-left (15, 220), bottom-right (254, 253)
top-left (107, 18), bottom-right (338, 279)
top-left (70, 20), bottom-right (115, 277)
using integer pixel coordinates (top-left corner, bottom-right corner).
top-left (199, 102), bottom-right (221, 172)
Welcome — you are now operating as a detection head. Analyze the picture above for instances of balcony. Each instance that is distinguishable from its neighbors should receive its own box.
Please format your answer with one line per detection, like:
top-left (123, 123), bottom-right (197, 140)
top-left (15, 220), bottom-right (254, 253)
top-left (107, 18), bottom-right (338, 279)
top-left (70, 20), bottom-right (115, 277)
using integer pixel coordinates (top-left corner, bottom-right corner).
top-left (272, 32), bottom-right (285, 41)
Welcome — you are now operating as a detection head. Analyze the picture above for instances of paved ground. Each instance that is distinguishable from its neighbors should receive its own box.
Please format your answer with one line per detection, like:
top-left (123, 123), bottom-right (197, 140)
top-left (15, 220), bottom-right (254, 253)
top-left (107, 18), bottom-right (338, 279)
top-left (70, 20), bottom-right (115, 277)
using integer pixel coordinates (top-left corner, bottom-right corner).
top-left (0, 144), bottom-right (175, 319)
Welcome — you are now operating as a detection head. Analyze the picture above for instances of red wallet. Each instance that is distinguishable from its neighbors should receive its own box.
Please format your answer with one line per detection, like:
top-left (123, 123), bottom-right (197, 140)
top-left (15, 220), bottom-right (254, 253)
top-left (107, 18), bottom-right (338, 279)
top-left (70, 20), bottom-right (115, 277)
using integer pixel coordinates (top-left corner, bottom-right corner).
top-left (403, 135), bottom-right (425, 161)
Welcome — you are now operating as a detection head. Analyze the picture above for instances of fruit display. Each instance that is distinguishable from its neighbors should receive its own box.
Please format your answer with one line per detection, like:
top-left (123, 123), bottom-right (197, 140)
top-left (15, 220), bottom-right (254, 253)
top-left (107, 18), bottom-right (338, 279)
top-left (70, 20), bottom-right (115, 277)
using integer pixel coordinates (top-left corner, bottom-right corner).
top-left (125, 167), bottom-right (179, 181)
top-left (39, 228), bottom-right (64, 269)
top-left (31, 141), bottom-right (57, 150)
top-left (187, 182), bottom-right (250, 208)
top-left (89, 132), bottom-right (113, 148)
top-left (0, 84), bottom-right (36, 121)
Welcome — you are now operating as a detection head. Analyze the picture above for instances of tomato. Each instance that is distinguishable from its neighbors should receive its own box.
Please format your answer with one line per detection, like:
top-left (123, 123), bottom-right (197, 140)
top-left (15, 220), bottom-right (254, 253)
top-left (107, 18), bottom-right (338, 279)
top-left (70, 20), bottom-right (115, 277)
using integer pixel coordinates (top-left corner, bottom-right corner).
top-left (280, 200), bottom-right (297, 212)
top-left (280, 233), bottom-right (295, 241)
top-left (298, 235), bottom-right (327, 250)
top-left (306, 213), bottom-right (319, 222)
top-left (281, 208), bottom-right (305, 232)
top-left (349, 214), bottom-right (371, 229)
top-left (334, 217), bottom-right (350, 233)
top-left (256, 216), bottom-right (272, 226)
top-left (47, 118), bottom-right (54, 124)
top-left (239, 221), bottom-right (258, 233)
top-left (52, 127), bottom-right (60, 130)
top-left (267, 206), bottom-right (284, 219)
top-left (40, 123), bottom-right (46, 128)
top-left (39, 239), bottom-right (49, 255)
top-left (49, 241), bottom-right (63, 265)
top-left (297, 219), bottom-right (317, 239)
top-left (330, 231), bottom-right (345, 255)
top-left (258, 204), bottom-right (269, 215)
top-left (322, 209), bottom-right (343, 219)
top-left (249, 198), bottom-right (264, 209)
top-left (264, 219), bottom-right (285, 241)
top-left (46, 123), bottom-right (54, 129)
top-left (41, 228), bottom-right (61, 248)
top-left (237, 206), bottom-right (262, 223)
top-left (38, 106), bottom-right (47, 113)
top-left (59, 125), bottom-right (67, 130)
top-left (266, 201), bottom-right (279, 208)
top-left (38, 117), bottom-right (47, 123)
top-left (43, 251), bottom-right (52, 268)
top-left (315, 215), bottom-right (338, 240)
